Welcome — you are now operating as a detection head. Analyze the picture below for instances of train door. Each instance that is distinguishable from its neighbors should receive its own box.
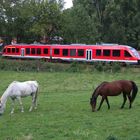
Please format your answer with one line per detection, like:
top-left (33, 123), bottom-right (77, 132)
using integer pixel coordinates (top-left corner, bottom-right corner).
top-left (86, 49), bottom-right (92, 61)
top-left (21, 48), bottom-right (25, 56)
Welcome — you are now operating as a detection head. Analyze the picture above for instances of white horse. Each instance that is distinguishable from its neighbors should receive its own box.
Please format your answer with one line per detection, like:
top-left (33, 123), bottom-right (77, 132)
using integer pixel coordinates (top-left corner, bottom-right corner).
top-left (0, 81), bottom-right (39, 115)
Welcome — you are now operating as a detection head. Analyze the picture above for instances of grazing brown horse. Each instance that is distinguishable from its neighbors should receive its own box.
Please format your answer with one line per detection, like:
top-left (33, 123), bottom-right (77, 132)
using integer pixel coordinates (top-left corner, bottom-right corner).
top-left (90, 80), bottom-right (138, 112)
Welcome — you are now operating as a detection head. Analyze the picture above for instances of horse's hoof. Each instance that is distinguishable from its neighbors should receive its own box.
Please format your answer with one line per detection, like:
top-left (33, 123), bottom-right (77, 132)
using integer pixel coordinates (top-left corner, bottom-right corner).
top-left (92, 110), bottom-right (97, 112)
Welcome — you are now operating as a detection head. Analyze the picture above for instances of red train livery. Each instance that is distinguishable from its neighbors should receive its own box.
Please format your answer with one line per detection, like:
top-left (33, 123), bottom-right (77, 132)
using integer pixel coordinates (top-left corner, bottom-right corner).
top-left (2, 44), bottom-right (140, 64)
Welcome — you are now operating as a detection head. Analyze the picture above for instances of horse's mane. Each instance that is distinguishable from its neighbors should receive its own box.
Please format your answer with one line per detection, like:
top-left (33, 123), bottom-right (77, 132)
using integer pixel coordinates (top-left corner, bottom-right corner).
top-left (6, 81), bottom-right (18, 89)
top-left (92, 81), bottom-right (108, 98)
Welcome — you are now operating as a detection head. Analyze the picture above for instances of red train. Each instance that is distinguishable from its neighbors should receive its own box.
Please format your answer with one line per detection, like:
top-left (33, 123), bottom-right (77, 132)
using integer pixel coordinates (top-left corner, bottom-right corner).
top-left (2, 43), bottom-right (140, 64)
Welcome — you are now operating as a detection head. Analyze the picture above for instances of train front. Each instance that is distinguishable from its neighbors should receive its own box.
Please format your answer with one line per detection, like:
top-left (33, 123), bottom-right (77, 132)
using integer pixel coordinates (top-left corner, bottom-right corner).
top-left (130, 47), bottom-right (140, 64)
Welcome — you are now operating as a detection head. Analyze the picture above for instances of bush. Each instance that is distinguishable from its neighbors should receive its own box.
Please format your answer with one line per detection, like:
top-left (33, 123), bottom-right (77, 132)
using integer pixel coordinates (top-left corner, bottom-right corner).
top-left (94, 62), bottom-right (104, 71)
top-left (0, 58), bottom-right (124, 73)
top-left (103, 63), bottom-right (111, 72)
top-left (66, 61), bottom-right (81, 72)
top-left (0, 59), bottom-right (75, 72)
top-left (0, 59), bottom-right (44, 72)
top-left (106, 135), bottom-right (118, 140)
top-left (111, 62), bottom-right (121, 72)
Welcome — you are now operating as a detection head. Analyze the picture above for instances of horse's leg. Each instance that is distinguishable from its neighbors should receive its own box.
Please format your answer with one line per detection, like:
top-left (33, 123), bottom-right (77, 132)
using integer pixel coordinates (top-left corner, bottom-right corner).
top-left (29, 95), bottom-right (34, 112)
top-left (121, 93), bottom-right (127, 109)
top-left (17, 97), bottom-right (24, 112)
top-left (127, 94), bottom-right (132, 109)
top-left (105, 97), bottom-right (110, 109)
top-left (97, 97), bottom-right (104, 111)
top-left (34, 98), bottom-right (37, 110)
top-left (29, 93), bottom-right (37, 112)
top-left (10, 98), bottom-right (15, 114)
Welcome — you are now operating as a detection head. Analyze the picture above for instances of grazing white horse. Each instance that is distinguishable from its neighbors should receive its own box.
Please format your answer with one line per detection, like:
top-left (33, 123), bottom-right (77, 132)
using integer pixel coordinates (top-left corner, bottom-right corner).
top-left (0, 81), bottom-right (39, 115)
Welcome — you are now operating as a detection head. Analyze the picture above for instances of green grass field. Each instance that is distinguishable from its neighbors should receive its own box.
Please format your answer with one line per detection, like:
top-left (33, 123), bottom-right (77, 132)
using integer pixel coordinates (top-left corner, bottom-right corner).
top-left (0, 70), bottom-right (140, 140)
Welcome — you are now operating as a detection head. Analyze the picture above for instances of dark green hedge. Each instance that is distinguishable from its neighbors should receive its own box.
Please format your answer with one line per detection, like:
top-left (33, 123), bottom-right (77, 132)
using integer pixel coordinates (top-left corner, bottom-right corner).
top-left (0, 58), bottom-right (124, 73)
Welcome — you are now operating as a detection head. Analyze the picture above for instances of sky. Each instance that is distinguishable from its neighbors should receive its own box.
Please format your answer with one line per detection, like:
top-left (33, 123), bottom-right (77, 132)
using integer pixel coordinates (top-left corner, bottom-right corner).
top-left (64, 0), bottom-right (73, 9)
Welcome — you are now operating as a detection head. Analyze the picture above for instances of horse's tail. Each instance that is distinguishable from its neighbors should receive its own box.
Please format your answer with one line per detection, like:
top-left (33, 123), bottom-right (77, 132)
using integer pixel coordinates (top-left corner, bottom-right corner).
top-left (34, 82), bottom-right (39, 105)
top-left (130, 81), bottom-right (138, 103)
top-left (35, 86), bottom-right (39, 102)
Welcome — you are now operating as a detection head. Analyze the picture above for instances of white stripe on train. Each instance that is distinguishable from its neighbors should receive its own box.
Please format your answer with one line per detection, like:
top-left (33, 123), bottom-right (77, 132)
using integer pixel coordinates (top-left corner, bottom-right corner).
top-left (2, 54), bottom-right (138, 64)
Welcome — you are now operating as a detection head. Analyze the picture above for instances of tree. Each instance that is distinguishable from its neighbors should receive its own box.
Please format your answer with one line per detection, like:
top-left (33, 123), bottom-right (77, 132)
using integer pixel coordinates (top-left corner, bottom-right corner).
top-left (0, 0), bottom-right (140, 48)
top-left (30, 0), bottom-right (63, 42)
top-left (61, 0), bottom-right (99, 44)
top-left (0, 0), bottom-right (63, 43)
top-left (102, 0), bottom-right (140, 49)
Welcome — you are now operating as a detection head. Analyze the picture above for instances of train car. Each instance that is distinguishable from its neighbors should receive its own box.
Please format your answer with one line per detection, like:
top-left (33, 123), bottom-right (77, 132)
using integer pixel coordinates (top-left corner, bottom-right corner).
top-left (2, 44), bottom-right (140, 64)
top-left (2, 44), bottom-right (51, 59)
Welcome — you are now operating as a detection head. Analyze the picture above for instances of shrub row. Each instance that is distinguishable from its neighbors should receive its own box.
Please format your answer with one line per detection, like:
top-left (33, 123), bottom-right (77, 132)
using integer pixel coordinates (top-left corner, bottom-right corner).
top-left (0, 58), bottom-right (128, 73)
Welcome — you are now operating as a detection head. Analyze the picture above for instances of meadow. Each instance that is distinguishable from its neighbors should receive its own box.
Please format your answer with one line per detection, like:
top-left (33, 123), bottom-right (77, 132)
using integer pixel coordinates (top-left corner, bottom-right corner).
top-left (0, 69), bottom-right (140, 140)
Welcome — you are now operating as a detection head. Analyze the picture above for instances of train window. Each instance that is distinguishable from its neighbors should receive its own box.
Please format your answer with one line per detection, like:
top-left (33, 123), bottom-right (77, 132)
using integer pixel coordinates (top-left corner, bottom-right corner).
top-left (124, 50), bottom-right (132, 57)
top-left (12, 48), bottom-right (15, 53)
top-left (70, 49), bottom-right (76, 56)
top-left (43, 48), bottom-right (48, 54)
top-left (31, 48), bottom-right (36, 54)
top-left (16, 48), bottom-right (19, 53)
top-left (7, 48), bottom-right (11, 53)
top-left (96, 49), bottom-right (101, 56)
top-left (37, 48), bottom-right (41, 54)
top-left (54, 49), bottom-right (60, 55)
top-left (26, 48), bottom-right (30, 54)
top-left (113, 50), bottom-right (120, 57)
top-left (63, 49), bottom-right (68, 56)
top-left (103, 50), bottom-right (110, 56)
top-left (78, 49), bottom-right (84, 56)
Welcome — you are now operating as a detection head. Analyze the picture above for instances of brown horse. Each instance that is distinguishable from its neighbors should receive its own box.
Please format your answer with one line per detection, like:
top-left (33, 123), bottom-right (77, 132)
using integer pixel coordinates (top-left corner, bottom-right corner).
top-left (90, 80), bottom-right (138, 112)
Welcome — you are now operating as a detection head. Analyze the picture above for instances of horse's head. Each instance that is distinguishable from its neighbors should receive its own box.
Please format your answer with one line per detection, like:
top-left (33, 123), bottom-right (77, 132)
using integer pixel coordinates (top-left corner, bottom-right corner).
top-left (90, 97), bottom-right (97, 112)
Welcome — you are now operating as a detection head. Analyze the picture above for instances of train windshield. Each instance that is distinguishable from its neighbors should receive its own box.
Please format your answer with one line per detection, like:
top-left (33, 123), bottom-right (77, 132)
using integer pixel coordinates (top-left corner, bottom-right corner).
top-left (130, 47), bottom-right (140, 58)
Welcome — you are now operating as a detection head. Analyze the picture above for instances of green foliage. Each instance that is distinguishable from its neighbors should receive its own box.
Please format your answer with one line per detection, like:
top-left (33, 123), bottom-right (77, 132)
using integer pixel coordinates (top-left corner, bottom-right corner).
top-left (61, 3), bottom-right (98, 44)
top-left (0, 0), bottom-right (63, 43)
top-left (67, 61), bottom-right (82, 72)
top-left (111, 62), bottom-right (121, 72)
top-left (94, 62), bottom-right (104, 72)
top-left (106, 135), bottom-right (118, 140)
top-left (0, 58), bottom-right (125, 73)
top-left (92, 62), bottom-right (121, 73)
top-left (0, 0), bottom-right (140, 48)
top-left (62, 0), bottom-right (140, 48)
